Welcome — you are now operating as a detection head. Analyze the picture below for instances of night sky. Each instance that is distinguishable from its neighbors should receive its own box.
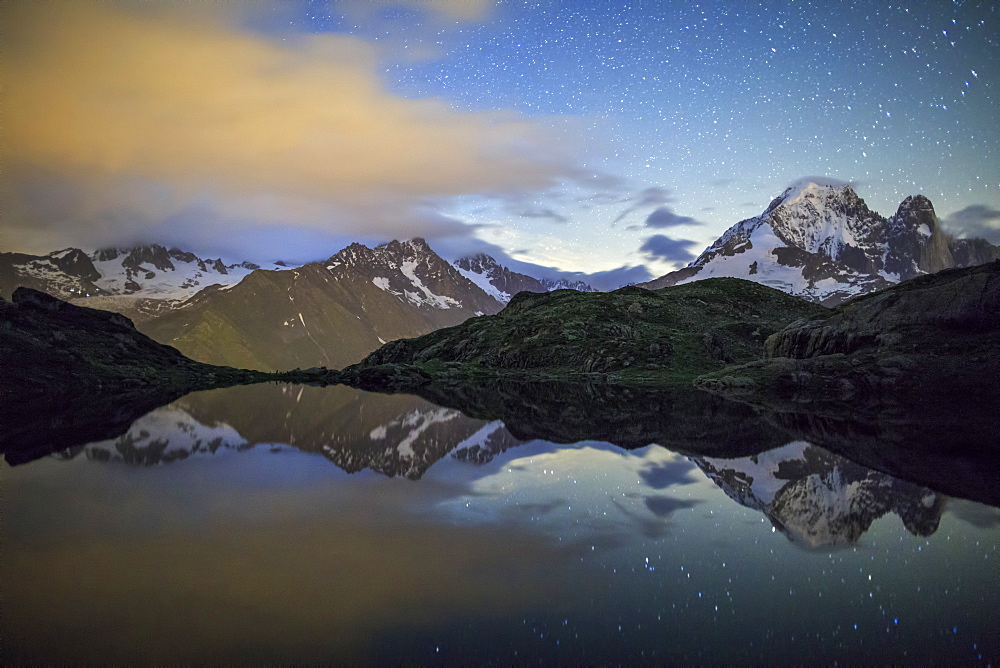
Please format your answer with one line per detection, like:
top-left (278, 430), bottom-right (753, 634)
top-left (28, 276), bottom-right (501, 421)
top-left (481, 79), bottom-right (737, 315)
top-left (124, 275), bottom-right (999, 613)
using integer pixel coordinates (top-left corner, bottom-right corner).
top-left (3, 1), bottom-right (997, 283)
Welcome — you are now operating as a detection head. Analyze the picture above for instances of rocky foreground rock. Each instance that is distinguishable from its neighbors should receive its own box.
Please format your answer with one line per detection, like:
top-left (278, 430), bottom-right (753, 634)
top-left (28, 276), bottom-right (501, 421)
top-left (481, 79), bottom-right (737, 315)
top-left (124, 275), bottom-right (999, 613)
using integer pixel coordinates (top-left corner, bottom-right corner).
top-left (695, 260), bottom-right (1000, 410)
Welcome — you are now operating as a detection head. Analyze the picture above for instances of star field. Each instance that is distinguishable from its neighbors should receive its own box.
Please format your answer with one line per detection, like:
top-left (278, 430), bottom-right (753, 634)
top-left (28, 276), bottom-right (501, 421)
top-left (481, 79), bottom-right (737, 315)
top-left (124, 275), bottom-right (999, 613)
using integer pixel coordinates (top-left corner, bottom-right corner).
top-left (292, 0), bottom-right (998, 274)
top-left (4, 1), bottom-right (997, 277)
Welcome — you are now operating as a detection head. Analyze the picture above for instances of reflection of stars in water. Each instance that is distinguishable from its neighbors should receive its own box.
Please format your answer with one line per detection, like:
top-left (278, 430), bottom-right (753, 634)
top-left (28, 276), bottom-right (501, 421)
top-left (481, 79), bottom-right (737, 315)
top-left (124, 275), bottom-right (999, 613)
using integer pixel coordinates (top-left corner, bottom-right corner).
top-left (432, 442), bottom-right (999, 661)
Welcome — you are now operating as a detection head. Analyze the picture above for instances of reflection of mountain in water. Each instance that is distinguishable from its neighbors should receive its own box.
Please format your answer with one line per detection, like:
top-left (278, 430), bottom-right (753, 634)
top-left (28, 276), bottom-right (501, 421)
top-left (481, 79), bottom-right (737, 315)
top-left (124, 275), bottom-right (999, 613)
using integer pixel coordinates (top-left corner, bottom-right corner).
top-left (57, 384), bottom-right (525, 478)
top-left (693, 442), bottom-right (945, 548)
top-left (57, 407), bottom-right (250, 465)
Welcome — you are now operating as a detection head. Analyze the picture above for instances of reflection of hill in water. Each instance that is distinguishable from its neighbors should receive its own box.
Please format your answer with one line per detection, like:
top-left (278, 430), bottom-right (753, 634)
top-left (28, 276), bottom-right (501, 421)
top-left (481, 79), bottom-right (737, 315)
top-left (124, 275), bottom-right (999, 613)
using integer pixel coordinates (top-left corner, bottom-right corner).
top-left (693, 442), bottom-right (945, 548)
top-left (58, 384), bottom-right (526, 479)
top-left (35, 380), bottom-right (998, 546)
top-left (9, 373), bottom-right (997, 509)
top-left (390, 378), bottom-right (1000, 508)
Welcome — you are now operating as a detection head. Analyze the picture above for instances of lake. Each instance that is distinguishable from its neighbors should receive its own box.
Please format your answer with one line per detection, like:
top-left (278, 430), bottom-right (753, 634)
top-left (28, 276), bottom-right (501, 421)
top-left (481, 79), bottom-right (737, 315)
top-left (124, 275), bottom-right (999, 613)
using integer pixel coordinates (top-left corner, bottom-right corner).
top-left (2, 383), bottom-right (998, 663)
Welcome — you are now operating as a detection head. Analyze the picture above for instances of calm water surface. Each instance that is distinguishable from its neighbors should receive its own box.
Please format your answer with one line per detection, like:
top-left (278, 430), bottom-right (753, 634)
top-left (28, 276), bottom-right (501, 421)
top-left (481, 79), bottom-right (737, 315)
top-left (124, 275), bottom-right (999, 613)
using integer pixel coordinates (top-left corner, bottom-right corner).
top-left (3, 384), bottom-right (998, 663)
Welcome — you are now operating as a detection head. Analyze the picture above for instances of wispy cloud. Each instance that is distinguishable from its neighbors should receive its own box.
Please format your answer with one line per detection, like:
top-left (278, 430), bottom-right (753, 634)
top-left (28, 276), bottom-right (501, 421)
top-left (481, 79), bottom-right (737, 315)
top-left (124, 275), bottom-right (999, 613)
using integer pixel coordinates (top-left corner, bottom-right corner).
top-left (639, 235), bottom-right (699, 263)
top-left (611, 187), bottom-right (674, 225)
top-left (943, 204), bottom-right (1000, 243)
top-left (518, 208), bottom-right (569, 224)
top-left (644, 207), bottom-right (703, 229)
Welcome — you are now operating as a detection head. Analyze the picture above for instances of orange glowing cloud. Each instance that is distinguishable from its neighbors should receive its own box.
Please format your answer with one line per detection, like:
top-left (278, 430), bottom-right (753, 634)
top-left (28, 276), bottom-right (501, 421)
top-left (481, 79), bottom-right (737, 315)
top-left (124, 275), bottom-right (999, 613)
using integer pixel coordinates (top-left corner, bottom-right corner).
top-left (2, 2), bottom-right (574, 253)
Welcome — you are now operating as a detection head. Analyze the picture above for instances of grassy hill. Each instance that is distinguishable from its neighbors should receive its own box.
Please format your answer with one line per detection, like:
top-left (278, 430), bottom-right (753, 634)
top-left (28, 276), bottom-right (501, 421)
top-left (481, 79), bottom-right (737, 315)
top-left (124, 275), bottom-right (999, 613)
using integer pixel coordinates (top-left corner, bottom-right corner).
top-left (343, 278), bottom-right (829, 386)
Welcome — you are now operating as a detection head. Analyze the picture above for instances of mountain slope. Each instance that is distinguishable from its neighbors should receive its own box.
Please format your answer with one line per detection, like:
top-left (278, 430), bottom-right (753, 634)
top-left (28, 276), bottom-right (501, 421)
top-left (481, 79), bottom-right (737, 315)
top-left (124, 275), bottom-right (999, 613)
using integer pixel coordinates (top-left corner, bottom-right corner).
top-left (140, 239), bottom-right (504, 371)
top-left (0, 287), bottom-right (266, 402)
top-left (641, 180), bottom-right (1000, 304)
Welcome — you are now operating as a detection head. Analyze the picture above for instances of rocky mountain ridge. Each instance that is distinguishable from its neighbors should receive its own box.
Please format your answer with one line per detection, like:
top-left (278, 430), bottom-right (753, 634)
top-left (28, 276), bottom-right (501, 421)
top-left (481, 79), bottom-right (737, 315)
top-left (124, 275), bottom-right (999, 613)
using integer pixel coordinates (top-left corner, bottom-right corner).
top-left (695, 260), bottom-right (1000, 414)
top-left (136, 238), bottom-right (508, 371)
top-left (453, 253), bottom-right (595, 303)
top-left (0, 244), bottom-right (271, 302)
top-left (641, 180), bottom-right (1000, 304)
top-left (56, 383), bottom-right (526, 478)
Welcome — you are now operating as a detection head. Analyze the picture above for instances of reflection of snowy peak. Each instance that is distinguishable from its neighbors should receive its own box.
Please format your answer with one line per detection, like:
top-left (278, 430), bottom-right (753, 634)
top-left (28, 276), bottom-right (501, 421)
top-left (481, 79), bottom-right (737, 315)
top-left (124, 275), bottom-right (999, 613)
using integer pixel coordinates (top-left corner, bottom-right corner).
top-left (693, 442), bottom-right (945, 548)
top-left (54, 381), bottom-right (531, 479)
top-left (453, 253), bottom-right (596, 304)
top-left (327, 407), bottom-right (463, 479)
top-left (58, 407), bottom-right (249, 465)
top-left (451, 420), bottom-right (527, 465)
top-left (0, 244), bottom-right (275, 302)
top-left (643, 180), bottom-right (1000, 305)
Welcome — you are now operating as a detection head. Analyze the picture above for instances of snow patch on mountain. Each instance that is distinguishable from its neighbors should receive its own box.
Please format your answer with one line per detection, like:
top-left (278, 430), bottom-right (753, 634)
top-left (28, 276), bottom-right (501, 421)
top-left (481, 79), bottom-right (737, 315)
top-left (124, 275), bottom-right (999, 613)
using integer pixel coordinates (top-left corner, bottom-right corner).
top-left (454, 264), bottom-right (512, 302)
top-left (400, 260), bottom-right (461, 308)
top-left (452, 253), bottom-right (596, 303)
top-left (394, 408), bottom-right (460, 459)
top-left (453, 420), bottom-right (507, 453)
top-left (1, 244), bottom-right (290, 306)
top-left (326, 239), bottom-right (502, 314)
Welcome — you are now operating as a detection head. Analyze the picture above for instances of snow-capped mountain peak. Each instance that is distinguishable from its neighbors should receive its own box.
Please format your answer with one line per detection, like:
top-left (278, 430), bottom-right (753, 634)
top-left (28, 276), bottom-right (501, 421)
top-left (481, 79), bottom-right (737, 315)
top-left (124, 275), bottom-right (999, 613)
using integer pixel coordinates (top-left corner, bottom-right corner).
top-left (89, 244), bottom-right (271, 298)
top-left (641, 180), bottom-right (1000, 305)
top-left (325, 239), bottom-right (502, 312)
top-left (0, 243), bottom-right (283, 303)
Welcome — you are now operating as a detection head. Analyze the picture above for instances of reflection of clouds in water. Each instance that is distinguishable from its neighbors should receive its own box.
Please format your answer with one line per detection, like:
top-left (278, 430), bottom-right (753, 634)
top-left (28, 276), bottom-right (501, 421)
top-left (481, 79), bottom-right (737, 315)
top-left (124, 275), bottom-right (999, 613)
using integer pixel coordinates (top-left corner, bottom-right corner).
top-left (638, 457), bottom-right (700, 490)
top-left (948, 498), bottom-right (1000, 529)
top-left (441, 443), bottom-right (712, 547)
top-left (644, 496), bottom-right (701, 517)
top-left (611, 495), bottom-right (703, 539)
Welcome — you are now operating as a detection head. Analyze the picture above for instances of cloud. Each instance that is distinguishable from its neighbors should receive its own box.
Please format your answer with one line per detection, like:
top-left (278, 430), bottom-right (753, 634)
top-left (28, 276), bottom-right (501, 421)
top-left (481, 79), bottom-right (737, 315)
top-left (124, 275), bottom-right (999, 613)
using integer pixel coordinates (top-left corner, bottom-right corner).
top-left (340, 0), bottom-right (494, 25)
top-left (943, 204), bottom-right (1000, 243)
top-left (612, 187), bottom-right (674, 225)
top-left (1, 3), bottom-right (577, 258)
top-left (948, 499), bottom-right (1000, 529)
top-left (332, 0), bottom-right (496, 63)
top-left (518, 207), bottom-right (569, 224)
top-left (581, 265), bottom-right (655, 290)
top-left (639, 235), bottom-right (699, 263)
top-left (644, 207), bottom-right (702, 229)
top-left (784, 176), bottom-right (854, 191)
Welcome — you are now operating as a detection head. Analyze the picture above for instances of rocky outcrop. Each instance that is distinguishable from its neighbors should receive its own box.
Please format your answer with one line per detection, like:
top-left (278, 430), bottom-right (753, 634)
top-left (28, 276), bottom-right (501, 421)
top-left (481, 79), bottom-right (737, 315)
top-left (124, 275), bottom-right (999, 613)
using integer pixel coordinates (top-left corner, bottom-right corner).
top-left (695, 261), bottom-right (1000, 412)
top-left (764, 260), bottom-right (1000, 360)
